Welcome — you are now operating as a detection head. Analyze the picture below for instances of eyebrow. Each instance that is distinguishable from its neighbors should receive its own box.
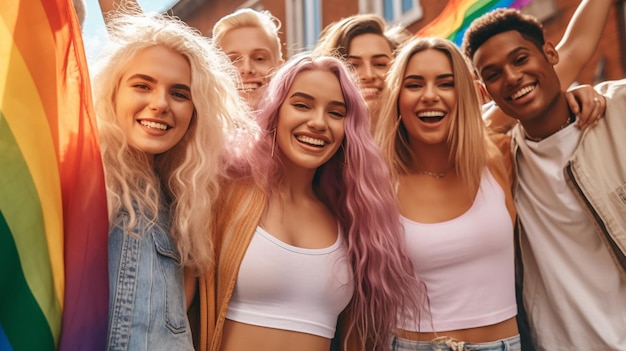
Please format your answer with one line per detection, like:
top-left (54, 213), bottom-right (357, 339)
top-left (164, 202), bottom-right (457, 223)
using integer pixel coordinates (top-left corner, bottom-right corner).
top-left (347, 53), bottom-right (391, 60)
top-left (227, 48), bottom-right (273, 56)
top-left (126, 73), bottom-right (191, 92)
top-left (479, 47), bottom-right (528, 76)
top-left (251, 48), bottom-right (272, 55)
top-left (290, 92), bottom-right (346, 108)
top-left (403, 73), bottom-right (454, 81)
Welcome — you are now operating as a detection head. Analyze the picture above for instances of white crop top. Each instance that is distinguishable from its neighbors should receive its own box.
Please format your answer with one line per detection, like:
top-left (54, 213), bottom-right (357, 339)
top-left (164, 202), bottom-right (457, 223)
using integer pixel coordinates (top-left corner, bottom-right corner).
top-left (226, 225), bottom-right (354, 338)
top-left (398, 169), bottom-right (516, 332)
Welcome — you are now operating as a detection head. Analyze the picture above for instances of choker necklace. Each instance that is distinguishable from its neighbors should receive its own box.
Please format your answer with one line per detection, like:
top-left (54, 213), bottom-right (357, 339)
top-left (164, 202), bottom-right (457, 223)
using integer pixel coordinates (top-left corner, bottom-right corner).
top-left (523, 111), bottom-right (575, 142)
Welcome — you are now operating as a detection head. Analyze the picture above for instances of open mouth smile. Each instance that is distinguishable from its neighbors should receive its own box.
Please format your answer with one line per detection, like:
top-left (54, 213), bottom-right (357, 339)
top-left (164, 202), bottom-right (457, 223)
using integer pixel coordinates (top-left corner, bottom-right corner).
top-left (508, 84), bottom-right (536, 101)
top-left (139, 120), bottom-right (170, 130)
top-left (417, 110), bottom-right (445, 122)
top-left (296, 135), bottom-right (328, 148)
top-left (240, 82), bottom-right (262, 93)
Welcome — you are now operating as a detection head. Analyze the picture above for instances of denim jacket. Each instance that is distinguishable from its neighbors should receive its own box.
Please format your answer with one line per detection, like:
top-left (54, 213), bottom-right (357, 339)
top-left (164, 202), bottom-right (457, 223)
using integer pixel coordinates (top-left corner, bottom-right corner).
top-left (107, 209), bottom-right (194, 351)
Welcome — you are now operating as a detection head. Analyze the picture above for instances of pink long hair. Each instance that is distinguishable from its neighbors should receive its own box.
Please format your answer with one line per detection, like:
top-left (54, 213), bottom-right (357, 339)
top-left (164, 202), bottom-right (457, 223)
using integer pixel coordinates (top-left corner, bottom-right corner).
top-left (240, 53), bottom-right (424, 349)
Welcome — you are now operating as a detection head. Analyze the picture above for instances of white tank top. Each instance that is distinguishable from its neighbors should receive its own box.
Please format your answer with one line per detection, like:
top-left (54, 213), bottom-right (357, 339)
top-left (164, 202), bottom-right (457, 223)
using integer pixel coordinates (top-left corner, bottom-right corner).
top-left (226, 225), bottom-right (354, 338)
top-left (399, 169), bottom-right (517, 332)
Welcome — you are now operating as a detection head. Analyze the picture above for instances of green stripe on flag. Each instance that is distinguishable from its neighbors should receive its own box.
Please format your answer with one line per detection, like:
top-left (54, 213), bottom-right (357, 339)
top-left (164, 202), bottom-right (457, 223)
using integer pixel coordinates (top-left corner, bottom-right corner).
top-left (0, 211), bottom-right (56, 350)
top-left (0, 111), bottom-right (61, 346)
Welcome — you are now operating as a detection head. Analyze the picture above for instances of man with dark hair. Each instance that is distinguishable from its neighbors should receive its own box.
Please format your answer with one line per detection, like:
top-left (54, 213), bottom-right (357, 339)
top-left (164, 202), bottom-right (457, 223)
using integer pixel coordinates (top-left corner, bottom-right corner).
top-left (463, 8), bottom-right (626, 351)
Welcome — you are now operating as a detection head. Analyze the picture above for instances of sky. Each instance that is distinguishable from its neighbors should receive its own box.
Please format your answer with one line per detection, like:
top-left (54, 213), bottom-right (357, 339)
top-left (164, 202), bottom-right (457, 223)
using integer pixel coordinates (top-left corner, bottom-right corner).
top-left (81, 0), bottom-right (178, 63)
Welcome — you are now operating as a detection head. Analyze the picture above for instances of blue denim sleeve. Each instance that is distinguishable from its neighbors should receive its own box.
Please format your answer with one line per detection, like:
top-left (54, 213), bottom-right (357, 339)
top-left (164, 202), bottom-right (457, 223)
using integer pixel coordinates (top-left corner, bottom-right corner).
top-left (106, 214), bottom-right (194, 351)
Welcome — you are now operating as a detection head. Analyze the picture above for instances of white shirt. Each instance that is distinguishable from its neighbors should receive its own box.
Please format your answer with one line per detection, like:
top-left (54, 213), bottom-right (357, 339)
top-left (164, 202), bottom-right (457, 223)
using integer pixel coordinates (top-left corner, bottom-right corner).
top-left (515, 123), bottom-right (626, 350)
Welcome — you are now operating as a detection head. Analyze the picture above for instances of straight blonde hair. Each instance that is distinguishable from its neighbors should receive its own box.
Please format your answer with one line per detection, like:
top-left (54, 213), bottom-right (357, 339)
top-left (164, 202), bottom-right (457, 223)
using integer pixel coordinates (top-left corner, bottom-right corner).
top-left (375, 36), bottom-right (488, 193)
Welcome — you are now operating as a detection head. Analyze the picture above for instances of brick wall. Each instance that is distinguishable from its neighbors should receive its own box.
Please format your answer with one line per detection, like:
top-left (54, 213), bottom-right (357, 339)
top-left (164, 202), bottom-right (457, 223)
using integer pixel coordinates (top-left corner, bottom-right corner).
top-left (171, 0), bottom-right (625, 83)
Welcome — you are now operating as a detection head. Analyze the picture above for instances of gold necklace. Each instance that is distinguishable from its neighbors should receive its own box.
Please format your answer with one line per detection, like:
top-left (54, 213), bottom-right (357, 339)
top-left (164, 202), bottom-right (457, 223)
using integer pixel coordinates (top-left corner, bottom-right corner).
top-left (523, 112), bottom-right (574, 142)
top-left (415, 169), bottom-right (447, 179)
top-left (414, 166), bottom-right (452, 179)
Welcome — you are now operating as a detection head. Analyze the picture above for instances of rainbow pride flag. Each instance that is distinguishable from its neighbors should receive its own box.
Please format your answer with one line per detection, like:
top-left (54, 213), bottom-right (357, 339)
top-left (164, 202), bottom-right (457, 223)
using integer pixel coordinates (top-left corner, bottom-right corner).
top-left (0, 0), bottom-right (109, 350)
top-left (417, 0), bottom-right (534, 46)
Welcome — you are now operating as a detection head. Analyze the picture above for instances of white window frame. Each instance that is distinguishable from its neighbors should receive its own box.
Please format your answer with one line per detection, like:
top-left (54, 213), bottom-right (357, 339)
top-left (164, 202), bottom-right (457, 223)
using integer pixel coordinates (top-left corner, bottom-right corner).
top-left (286, 0), bottom-right (322, 57)
top-left (359, 0), bottom-right (423, 26)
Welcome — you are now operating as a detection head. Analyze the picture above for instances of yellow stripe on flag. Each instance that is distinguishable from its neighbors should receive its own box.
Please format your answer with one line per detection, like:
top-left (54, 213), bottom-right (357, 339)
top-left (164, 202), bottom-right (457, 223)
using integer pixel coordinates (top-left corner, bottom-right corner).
top-left (0, 2), bottom-right (65, 337)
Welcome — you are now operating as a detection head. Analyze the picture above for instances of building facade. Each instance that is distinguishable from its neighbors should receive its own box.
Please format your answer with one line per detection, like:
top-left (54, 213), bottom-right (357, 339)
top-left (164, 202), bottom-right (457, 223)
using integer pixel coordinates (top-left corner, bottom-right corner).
top-left (168, 0), bottom-right (625, 84)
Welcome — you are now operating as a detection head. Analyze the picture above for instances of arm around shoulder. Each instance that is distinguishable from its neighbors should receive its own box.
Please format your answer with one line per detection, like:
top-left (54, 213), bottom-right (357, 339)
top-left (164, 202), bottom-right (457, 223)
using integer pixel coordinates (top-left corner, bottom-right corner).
top-left (594, 79), bottom-right (626, 119)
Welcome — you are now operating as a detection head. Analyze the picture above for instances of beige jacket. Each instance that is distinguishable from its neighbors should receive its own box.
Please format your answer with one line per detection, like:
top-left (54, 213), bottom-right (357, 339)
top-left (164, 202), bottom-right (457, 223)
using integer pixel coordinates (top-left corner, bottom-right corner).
top-left (507, 80), bottom-right (626, 279)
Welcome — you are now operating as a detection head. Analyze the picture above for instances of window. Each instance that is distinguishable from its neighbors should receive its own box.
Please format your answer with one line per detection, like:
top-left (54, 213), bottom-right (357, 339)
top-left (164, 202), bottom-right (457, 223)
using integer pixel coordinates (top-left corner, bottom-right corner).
top-left (286, 0), bottom-right (322, 56)
top-left (237, 0), bottom-right (263, 10)
top-left (359, 0), bottom-right (422, 25)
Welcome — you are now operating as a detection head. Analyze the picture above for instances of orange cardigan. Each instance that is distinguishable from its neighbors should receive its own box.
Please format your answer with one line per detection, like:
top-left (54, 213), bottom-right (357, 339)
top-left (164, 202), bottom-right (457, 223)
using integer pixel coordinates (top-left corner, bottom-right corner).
top-left (195, 179), bottom-right (363, 351)
top-left (195, 144), bottom-right (514, 351)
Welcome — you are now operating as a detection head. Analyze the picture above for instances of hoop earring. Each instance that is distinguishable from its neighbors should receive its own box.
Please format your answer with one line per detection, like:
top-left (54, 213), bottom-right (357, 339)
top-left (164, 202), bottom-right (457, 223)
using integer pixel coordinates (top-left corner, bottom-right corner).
top-left (270, 128), bottom-right (277, 158)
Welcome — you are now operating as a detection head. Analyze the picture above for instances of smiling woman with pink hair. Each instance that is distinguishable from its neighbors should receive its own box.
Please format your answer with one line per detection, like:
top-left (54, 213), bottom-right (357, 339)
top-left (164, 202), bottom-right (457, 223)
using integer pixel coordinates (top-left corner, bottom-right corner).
top-left (196, 53), bottom-right (424, 351)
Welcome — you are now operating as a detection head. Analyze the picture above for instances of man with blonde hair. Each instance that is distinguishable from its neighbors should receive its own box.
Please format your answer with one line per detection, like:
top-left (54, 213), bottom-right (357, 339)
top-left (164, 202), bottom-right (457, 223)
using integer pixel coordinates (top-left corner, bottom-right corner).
top-left (213, 8), bottom-right (284, 108)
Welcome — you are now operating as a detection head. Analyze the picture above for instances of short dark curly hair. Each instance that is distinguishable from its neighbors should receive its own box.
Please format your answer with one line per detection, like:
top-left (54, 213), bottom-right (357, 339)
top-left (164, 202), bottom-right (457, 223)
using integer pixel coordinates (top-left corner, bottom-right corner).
top-left (462, 8), bottom-right (545, 61)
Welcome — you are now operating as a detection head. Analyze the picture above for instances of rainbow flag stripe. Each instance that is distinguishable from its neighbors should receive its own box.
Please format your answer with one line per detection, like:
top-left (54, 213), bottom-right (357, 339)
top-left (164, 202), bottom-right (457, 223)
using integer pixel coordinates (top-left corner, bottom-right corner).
top-left (0, 1), bottom-right (109, 350)
top-left (417, 0), bottom-right (533, 46)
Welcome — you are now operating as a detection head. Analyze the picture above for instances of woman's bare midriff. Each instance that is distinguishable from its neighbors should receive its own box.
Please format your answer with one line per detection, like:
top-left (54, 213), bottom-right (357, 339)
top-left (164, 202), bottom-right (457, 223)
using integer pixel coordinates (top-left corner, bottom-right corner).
top-left (220, 320), bottom-right (331, 351)
top-left (395, 316), bottom-right (518, 343)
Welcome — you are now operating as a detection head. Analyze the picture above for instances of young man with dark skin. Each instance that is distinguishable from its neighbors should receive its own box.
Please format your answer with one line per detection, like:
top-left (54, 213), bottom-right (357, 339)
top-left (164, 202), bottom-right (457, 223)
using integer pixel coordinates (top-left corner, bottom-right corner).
top-left (463, 9), bottom-right (626, 351)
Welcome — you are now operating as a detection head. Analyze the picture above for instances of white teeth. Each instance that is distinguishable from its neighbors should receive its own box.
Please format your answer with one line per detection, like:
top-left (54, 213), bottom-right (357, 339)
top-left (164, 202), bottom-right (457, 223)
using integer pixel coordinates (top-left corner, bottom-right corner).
top-left (240, 83), bottom-right (259, 92)
top-left (140, 120), bottom-right (168, 130)
top-left (361, 88), bottom-right (379, 95)
top-left (511, 85), bottom-right (535, 100)
top-left (417, 111), bottom-right (445, 118)
top-left (296, 135), bottom-right (326, 146)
